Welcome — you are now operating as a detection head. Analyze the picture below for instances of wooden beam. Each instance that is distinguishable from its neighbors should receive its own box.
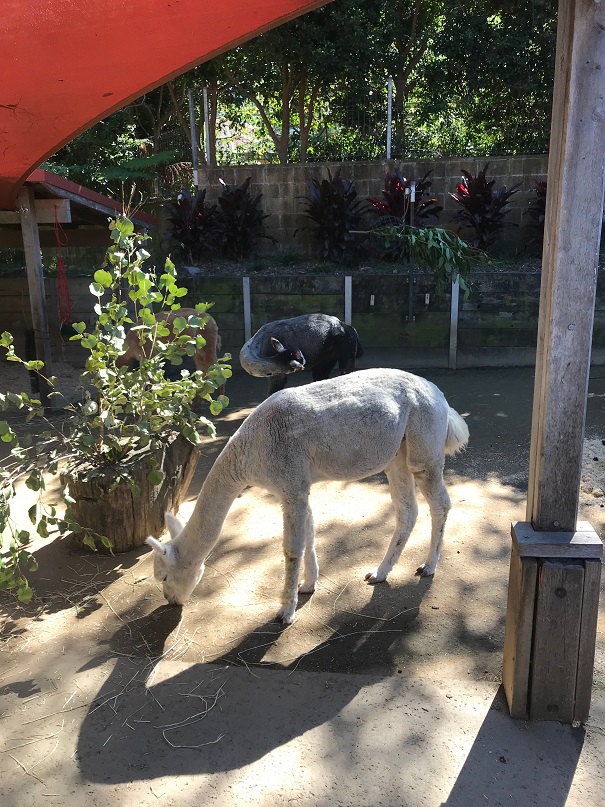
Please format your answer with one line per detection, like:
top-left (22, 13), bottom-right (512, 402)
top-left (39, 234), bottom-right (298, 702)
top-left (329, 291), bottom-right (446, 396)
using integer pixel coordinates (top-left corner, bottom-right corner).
top-left (0, 228), bottom-right (111, 248)
top-left (527, 0), bottom-right (605, 531)
top-left (17, 186), bottom-right (55, 408)
top-left (0, 198), bottom-right (71, 224)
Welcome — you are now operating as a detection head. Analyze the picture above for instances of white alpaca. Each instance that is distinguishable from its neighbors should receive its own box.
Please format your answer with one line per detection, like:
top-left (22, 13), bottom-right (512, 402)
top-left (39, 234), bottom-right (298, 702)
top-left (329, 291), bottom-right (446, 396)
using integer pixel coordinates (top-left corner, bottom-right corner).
top-left (146, 368), bottom-right (469, 624)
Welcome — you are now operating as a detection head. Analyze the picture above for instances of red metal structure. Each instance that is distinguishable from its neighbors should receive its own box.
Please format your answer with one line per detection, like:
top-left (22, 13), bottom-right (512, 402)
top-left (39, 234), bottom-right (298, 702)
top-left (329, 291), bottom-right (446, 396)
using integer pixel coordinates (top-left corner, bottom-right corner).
top-left (0, 0), bottom-right (327, 210)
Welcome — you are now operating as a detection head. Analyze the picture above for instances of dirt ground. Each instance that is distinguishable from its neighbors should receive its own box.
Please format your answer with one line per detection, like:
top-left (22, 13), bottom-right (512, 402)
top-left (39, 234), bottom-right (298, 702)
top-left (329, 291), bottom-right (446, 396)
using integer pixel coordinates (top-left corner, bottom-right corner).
top-left (1, 357), bottom-right (605, 806)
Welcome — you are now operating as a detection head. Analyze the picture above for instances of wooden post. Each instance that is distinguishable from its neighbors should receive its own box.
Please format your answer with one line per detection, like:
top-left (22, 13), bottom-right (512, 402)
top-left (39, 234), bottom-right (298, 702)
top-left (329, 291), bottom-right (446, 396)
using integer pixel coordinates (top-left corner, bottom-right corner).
top-left (527, 0), bottom-right (605, 532)
top-left (502, 522), bottom-right (602, 723)
top-left (502, 0), bottom-right (605, 726)
top-left (17, 185), bottom-right (55, 407)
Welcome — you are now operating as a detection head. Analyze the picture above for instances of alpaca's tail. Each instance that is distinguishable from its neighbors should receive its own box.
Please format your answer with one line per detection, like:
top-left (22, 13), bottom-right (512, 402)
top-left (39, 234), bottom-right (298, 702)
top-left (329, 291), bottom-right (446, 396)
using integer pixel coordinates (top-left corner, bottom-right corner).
top-left (445, 407), bottom-right (469, 455)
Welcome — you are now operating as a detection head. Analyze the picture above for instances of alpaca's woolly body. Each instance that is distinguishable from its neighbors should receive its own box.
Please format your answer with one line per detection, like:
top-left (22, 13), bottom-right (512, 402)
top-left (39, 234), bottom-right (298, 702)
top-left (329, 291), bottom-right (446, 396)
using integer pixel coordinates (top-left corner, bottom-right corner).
top-left (147, 368), bottom-right (469, 623)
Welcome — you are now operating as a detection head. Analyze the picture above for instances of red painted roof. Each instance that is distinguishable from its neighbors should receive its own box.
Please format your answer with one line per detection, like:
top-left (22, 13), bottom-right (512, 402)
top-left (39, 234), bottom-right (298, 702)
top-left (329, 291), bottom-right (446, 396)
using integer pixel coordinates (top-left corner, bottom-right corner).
top-left (1, 0), bottom-right (328, 210)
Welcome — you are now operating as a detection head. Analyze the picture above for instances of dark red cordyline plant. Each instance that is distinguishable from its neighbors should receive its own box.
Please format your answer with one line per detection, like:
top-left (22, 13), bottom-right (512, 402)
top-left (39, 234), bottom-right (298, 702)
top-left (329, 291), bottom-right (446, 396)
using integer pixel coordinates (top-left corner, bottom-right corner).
top-left (368, 169), bottom-right (442, 227)
top-left (450, 162), bottom-right (521, 251)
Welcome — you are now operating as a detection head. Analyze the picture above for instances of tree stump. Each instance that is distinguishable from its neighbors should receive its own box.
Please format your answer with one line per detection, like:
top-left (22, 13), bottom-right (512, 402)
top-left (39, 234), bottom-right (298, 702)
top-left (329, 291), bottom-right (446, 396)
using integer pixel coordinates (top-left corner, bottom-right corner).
top-left (61, 436), bottom-right (199, 553)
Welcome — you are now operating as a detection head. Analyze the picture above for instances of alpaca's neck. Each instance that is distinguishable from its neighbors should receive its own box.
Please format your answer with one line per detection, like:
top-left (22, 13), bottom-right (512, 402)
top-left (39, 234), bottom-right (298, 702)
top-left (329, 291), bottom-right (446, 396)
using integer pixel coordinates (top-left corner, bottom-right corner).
top-left (174, 442), bottom-right (244, 563)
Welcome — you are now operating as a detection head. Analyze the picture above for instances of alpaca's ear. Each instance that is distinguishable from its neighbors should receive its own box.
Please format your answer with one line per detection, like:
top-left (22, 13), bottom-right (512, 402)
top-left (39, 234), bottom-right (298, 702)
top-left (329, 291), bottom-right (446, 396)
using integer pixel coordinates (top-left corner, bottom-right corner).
top-left (165, 512), bottom-right (184, 539)
top-left (271, 337), bottom-right (286, 353)
top-left (145, 536), bottom-right (167, 555)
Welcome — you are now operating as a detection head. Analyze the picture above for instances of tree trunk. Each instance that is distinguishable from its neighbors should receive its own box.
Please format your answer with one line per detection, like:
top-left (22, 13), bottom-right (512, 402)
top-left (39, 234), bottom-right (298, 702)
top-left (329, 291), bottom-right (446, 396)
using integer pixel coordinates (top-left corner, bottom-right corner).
top-left (62, 436), bottom-right (199, 553)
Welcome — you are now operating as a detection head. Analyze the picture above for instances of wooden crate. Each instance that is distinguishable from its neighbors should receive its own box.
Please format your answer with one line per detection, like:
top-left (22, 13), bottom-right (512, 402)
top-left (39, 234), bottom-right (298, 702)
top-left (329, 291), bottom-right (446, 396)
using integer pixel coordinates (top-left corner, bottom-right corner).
top-left (502, 521), bottom-right (602, 723)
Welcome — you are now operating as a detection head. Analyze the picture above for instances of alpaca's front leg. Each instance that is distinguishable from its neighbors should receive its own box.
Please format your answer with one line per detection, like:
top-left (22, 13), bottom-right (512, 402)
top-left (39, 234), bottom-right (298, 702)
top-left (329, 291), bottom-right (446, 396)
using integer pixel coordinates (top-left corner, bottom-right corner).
top-left (278, 495), bottom-right (309, 624)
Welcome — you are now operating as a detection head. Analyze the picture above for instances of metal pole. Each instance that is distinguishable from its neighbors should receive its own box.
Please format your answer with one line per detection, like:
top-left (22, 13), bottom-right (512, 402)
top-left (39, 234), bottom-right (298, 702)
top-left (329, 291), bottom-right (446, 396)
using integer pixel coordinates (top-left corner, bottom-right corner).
top-left (243, 277), bottom-right (252, 342)
top-left (203, 86), bottom-right (211, 166)
top-left (344, 276), bottom-right (352, 325)
top-left (187, 88), bottom-right (199, 191)
top-left (386, 77), bottom-right (393, 160)
top-left (407, 182), bottom-right (416, 323)
top-left (449, 279), bottom-right (460, 370)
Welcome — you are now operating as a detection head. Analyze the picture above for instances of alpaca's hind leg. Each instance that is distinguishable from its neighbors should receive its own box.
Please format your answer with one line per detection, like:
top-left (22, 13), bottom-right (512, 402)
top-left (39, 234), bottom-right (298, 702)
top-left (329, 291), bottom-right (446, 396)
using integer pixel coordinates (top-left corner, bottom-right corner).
top-left (365, 447), bottom-right (418, 584)
top-left (279, 494), bottom-right (311, 624)
top-left (413, 468), bottom-right (451, 577)
top-left (299, 507), bottom-right (318, 594)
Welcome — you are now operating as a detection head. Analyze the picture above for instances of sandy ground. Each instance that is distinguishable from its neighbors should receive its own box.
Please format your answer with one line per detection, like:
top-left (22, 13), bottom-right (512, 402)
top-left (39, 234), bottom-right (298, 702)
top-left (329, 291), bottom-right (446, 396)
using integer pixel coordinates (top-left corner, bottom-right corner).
top-left (1, 358), bottom-right (604, 806)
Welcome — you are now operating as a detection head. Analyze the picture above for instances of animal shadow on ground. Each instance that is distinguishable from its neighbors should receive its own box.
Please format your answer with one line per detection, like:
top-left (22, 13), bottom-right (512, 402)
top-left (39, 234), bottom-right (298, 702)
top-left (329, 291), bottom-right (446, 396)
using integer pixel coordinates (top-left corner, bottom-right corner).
top-left (75, 612), bottom-right (363, 779)
top-left (76, 579), bottom-right (433, 781)
top-left (218, 575), bottom-right (434, 675)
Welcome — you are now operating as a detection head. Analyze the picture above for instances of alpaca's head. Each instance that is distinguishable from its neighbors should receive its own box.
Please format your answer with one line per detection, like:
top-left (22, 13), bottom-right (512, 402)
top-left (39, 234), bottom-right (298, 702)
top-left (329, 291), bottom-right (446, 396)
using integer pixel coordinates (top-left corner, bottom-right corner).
top-left (270, 337), bottom-right (305, 374)
top-left (145, 514), bottom-right (205, 605)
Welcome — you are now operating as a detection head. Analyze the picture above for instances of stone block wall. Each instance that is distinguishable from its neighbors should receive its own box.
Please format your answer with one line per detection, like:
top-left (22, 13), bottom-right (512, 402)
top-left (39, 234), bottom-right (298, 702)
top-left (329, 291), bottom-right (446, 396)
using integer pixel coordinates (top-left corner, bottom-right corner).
top-left (197, 155), bottom-right (548, 253)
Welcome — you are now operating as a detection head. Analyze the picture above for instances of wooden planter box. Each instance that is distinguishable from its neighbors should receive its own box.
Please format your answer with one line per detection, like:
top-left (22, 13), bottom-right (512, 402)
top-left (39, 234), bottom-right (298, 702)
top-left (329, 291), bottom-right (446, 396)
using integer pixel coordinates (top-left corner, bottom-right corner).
top-left (61, 435), bottom-right (199, 553)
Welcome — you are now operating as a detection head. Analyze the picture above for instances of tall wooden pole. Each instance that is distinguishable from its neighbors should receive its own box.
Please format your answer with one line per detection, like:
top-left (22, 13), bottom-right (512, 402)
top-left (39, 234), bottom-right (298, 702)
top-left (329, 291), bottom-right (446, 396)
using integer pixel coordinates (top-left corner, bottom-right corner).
top-left (527, 0), bottom-right (605, 531)
top-left (18, 185), bottom-right (54, 407)
top-left (503, 0), bottom-right (605, 723)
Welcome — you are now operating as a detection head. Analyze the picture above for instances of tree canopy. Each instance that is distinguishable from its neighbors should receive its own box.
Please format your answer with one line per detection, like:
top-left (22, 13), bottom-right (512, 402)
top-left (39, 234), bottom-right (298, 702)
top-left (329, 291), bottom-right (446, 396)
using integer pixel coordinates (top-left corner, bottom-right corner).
top-left (43, 0), bottom-right (557, 197)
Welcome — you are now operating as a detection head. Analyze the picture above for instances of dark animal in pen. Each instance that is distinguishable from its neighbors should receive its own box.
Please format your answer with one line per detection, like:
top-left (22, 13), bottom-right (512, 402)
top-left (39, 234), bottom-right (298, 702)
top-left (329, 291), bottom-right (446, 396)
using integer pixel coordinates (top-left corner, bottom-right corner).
top-left (116, 308), bottom-right (224, 394)
top-left (239, 313), bottom-right (364, 395)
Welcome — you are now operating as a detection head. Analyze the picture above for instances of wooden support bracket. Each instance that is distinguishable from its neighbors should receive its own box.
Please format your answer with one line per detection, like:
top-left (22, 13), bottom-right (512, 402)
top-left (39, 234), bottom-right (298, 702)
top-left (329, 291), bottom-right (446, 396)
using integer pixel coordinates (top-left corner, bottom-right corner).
top-left (502, 521), bottom-right (602, 724)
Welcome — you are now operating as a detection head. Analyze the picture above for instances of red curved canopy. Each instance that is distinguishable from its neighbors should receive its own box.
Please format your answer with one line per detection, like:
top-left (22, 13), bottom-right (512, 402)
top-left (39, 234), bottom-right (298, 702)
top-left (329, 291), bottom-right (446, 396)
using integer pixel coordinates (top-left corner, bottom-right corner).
top-left (1, 0), bottom-right (328, 210)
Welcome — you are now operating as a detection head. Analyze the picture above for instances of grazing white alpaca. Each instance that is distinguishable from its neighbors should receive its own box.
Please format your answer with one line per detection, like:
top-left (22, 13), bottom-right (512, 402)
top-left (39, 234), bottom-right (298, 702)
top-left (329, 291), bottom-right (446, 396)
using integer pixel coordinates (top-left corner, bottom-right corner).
top-left (146, 368), bottom-right (469, 624)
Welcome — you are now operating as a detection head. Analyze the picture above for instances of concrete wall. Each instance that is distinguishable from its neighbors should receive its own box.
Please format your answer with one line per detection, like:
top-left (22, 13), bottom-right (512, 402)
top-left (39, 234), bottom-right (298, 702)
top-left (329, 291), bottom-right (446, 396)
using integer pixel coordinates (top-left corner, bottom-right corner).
top-left (5, 265), bottom-right (605, 371)
top-left (197, 155), bottom-right (549, 252)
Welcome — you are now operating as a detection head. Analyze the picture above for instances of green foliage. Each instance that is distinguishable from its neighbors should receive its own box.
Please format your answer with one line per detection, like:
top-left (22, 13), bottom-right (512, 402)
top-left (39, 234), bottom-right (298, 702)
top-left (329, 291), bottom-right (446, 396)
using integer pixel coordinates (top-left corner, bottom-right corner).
top-left (45, 120), bottom-right (175, 197)
top-left (0, 218), bottom-right (231, 602)
top-left (372, 224), bottom-right (482, 296)
top-left (421, 3), bottom-right (556, 157)
top-left (299, 169), bottom-right (370, 259)
top-left (450, 163), bottom-right (521, 251)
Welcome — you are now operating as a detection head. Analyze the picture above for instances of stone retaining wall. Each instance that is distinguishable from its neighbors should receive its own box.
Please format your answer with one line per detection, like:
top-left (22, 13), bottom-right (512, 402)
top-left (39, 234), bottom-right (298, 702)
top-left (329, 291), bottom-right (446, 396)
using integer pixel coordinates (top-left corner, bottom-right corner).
top-left (4, 265), bottom-right (605, 372)
top-left (194, 155), bottom-right (548, 252)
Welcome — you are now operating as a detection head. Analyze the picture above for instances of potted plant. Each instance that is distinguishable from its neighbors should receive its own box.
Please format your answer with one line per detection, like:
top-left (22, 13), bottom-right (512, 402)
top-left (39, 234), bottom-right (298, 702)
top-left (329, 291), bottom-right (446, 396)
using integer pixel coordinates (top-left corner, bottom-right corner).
top-left (0, 216), bottom-right (231, 603)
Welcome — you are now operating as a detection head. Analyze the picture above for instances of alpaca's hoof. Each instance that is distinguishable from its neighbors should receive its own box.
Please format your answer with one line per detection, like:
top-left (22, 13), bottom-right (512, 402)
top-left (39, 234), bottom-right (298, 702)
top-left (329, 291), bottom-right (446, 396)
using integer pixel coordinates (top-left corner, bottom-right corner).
top-left (277, 607), bottom-right (296, 625)
top-left (365, 569), bottom-right (386, 585)
top-left (298, 580), bottom-right (316, 594)
top-left (415, 564), bottom-right (435, 578)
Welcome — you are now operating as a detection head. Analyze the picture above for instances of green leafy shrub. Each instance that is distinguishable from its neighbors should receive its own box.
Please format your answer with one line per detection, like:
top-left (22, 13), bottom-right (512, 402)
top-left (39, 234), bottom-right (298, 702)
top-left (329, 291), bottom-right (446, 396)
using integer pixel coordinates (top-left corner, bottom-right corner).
top-left (299, 168), bottom-right (370, 259)
top-left (0, 216), bottom-right (231, 603)
top-left (450, 162), bottom-right (521, 251)
top-left (373, 225), bottom-right (483, 297)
